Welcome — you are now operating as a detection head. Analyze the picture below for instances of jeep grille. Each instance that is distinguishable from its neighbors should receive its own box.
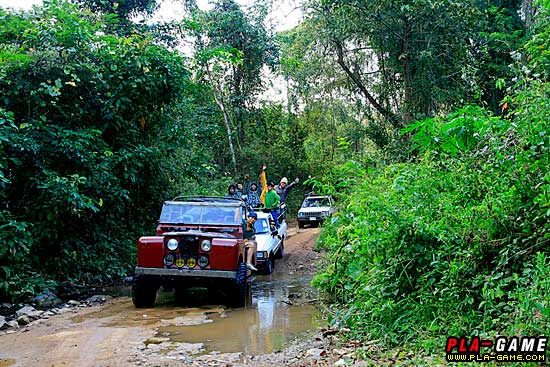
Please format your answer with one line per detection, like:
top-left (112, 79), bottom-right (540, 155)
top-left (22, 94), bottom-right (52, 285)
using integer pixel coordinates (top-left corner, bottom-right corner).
top-left (301, 211), bottom-right (324, 217)
top-left (179, 236), bottom-right (200, 258)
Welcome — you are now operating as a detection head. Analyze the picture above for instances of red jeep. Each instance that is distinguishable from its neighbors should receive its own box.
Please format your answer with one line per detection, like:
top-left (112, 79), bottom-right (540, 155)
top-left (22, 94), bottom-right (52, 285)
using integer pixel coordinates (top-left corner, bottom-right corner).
top-left (132, 196), bottom-right (251, 308)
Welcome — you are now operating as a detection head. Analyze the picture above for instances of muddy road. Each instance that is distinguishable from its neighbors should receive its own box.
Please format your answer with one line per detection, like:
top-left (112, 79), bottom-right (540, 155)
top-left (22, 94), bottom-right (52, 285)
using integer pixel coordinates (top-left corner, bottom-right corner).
top-left (0, 227), bottom-right (351, 367)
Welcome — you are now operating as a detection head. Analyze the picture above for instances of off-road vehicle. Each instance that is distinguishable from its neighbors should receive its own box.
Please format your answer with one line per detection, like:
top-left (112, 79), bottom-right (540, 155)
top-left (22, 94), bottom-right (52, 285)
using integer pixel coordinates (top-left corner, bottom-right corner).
top-left (253, 210), bottom-right (287, 274)
top-left (297, 194), bottom-right (336, 228)
top-left (132, 196), bottom-right (253, 308)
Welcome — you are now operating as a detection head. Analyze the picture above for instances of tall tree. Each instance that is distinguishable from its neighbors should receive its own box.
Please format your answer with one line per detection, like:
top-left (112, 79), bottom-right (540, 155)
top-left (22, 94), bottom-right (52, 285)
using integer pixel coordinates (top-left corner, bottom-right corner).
top-left (471, 0), bottom-right (526, 112)
top-left (307, 0), bottom-right (483, 125)
top-left (287, 0), bottom-right (526, 143)
top-left (72, 0), bottom-right (159, 34)
top-left (279, 20), bottom-right (391, 149)
top-left (189, 0), bottom-right (278, 163)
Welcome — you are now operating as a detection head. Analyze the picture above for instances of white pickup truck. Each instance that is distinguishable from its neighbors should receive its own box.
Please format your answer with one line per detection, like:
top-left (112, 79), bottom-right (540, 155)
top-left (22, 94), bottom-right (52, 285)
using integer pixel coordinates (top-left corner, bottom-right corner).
top-left (253, 211), bottom-right (287, 274)
top-left (297, 195), bottom-right (336, 228)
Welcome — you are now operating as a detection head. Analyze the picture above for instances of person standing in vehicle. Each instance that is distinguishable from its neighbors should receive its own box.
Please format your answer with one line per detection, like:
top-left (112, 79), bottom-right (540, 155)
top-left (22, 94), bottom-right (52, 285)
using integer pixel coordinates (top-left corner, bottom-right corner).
top-left (225, 184), bottom-right (241, 199)
top-left (259, 163), bottom-right (268, 205)
top-left (275, 176), bottom-right (299, 204)
top-left (246, 182), bottom-right (262, 208)
top-left (236, 182), bottom-right (245, 197)
top-left (243, 212), bottom-right (258, 271)
top-left (264, 180), bottom-right (281, 226)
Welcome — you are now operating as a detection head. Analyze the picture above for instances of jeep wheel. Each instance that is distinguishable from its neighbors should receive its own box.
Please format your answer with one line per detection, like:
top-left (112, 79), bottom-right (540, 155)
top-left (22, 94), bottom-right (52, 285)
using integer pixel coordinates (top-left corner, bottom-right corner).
top-left (132, 276), bottom-right (158, 308)
top-left (263, 256), bottom-right (274, 275)
top-left (275, 237), bottom-right (285, 259)
top-left (298, 221), bottom-right (304, 229)
top-left (230, 262), bottom-right (248, 308)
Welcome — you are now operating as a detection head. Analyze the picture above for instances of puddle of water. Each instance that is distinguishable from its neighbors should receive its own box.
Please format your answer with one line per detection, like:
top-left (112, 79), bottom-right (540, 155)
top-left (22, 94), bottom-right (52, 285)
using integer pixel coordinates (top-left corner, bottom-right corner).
top-left (0, 359), bottom-right (16, 367)
top-left (162, 303), bottom-right (318, 355)
top-left (69, 272), bottom-right (323, 356)
top-left (156, 273), bottom-right (323, 355)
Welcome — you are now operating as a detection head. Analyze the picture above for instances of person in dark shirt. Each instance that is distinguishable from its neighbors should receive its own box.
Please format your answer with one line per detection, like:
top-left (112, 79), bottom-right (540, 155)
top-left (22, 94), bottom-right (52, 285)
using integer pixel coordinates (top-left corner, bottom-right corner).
top-left (225, 184), bottom-right (241, 199)
top-left (243, 212), bottom-right (258, 271)
top-left (236, 182), bottom-right (245, 197)
top-left (246, 181), bottom-right (262, 208)
top-left (275, 177), bottom-right (299, 203)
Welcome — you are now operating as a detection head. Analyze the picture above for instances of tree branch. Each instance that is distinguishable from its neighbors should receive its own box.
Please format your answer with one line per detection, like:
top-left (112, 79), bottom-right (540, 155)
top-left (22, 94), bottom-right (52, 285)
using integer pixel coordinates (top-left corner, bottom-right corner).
top-left (332, 38), bottom-right (402, 128)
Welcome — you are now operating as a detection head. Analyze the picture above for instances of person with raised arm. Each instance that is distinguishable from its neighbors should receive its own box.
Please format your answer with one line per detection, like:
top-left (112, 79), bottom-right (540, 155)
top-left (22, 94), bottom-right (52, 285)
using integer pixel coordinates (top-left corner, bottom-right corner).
top-left (274, 176), bottom-right (299, 204)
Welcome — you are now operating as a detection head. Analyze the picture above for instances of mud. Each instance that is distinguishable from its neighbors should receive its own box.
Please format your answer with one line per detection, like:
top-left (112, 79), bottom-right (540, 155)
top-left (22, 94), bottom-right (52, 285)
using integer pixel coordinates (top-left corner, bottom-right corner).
top-left (0, 227), bottom-right (353, 367)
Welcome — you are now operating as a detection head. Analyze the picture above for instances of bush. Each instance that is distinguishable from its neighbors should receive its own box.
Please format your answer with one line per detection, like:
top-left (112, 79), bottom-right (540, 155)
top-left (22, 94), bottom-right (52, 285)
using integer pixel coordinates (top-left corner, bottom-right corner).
top-left (314, 101), bottom-right (549, 352)
top-left (0, 2), bottom-right (190, 302)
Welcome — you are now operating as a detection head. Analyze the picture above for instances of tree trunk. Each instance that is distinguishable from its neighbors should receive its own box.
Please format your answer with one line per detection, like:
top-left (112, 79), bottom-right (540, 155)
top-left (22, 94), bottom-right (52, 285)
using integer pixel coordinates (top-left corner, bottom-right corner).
top-left (401, 18), bottom-right (414, 125)
top-left (212, 87), bottom-right (238, 175)
top-left (332, 38), bottom-right (402, 129)
top-left (521, 0), bottom-right (537, 27)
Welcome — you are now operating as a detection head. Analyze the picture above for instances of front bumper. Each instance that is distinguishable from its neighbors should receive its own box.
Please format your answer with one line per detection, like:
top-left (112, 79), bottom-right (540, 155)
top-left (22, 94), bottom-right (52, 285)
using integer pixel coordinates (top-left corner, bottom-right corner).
top-left (297, 216), bottom-right (325, 222)
top-left (135, 267), bottom-right (237, 279)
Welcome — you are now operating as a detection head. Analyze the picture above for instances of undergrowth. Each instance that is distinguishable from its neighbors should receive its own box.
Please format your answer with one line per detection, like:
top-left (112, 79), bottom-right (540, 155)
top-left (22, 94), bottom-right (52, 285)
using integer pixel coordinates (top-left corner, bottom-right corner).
top-left (313, 40), bottom-right (550, 361)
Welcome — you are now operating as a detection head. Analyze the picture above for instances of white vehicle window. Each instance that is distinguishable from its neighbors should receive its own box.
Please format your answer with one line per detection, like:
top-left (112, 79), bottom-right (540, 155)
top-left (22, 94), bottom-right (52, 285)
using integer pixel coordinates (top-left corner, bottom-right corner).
top-left (302, 197), bottom-right (330, 208)
top-left (254, 218), bottom-right (270, 234)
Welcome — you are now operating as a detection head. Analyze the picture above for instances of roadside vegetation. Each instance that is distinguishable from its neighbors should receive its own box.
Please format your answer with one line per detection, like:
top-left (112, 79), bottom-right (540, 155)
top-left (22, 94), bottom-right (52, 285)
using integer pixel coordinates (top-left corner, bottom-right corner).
top-left (0, 0), bottom-right (548, 361)
top-left (311, 1), bottom-right (550, 359)
top-left (0, 0), bottom-right (300, 301)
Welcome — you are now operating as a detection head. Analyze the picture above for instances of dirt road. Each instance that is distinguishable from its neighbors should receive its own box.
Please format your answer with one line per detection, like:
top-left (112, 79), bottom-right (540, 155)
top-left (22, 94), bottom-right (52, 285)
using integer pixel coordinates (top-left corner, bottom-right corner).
top-left (0, 227), bottom-right (351, 367)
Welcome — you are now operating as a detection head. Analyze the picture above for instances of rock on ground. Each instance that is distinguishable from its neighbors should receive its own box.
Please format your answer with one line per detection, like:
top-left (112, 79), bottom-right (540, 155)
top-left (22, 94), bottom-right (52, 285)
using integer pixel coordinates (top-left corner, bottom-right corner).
top-left (32, 290), bottom-right (62, 309)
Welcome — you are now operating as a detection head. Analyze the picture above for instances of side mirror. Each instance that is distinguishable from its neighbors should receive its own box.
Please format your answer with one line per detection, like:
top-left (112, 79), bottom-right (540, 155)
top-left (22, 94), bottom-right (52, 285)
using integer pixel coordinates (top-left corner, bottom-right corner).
top-left (271, 229), bottom-right (278, 236)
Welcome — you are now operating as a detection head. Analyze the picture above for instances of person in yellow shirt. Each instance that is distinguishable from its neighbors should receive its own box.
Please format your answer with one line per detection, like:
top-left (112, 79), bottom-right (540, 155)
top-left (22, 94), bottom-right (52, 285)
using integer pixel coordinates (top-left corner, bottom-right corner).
top-left (259, 163), bottom-right (268, 205)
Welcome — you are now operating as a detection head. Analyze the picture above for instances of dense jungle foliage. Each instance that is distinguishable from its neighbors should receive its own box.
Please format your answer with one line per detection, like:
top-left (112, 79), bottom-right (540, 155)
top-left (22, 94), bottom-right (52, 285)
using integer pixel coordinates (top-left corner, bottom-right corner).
top-left (312, 1), bottom-right (550, 360)
top-left (0, 0), bottom-right (548, 360)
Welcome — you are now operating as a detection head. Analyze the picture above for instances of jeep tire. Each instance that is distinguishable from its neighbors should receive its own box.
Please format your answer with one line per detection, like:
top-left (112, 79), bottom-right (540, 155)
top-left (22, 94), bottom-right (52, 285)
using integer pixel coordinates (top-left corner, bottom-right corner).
top-left (230, 262), bottom-right (248, 308)
top-left (263, 256), bottom-right (274, 275)
top-left (275, 237), bottom-right (284, 259)
top-left (132, 276), bottom-right (159, 308)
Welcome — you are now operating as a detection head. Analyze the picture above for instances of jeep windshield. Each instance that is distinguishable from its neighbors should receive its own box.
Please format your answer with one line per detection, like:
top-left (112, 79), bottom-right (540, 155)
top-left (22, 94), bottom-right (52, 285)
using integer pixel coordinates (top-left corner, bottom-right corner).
top-left (302, 197), bottom-right (330, 208)
top-left (159, 202), bottom-right (242, 225)
top-left (254, 218), bottom-right (270, 234)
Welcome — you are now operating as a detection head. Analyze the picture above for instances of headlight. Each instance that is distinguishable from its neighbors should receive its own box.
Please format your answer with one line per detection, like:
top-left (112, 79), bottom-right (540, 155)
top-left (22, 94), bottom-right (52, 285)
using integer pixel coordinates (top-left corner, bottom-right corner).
top-left (167, 238), bottom-right (179, 251)
top-left (257, 251), bottom-right (267, 259)
top-left (198, 255), bottom-right (209, 268)
top-left (200, 239), bottom-right (212, 252)
top-left (187, 257), bottom-right (197, 268)
top-left (323, 211), bottom-right (329, 216)
top-left (298, 212), bottom-right (304, 217)
top-left (163, 254), bottom-right (175, 266)
top-left (176, 258), bottom-right (185, 268)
